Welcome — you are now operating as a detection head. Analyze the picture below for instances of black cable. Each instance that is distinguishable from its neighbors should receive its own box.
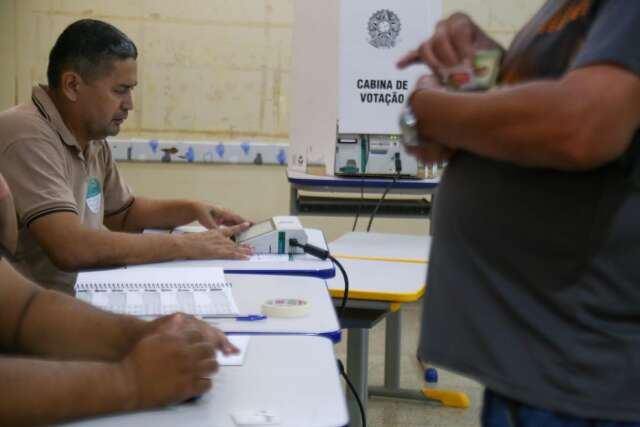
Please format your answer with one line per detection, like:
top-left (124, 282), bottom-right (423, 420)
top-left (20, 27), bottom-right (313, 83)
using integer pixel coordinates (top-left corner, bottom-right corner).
top-left (289, 239), bottom-right (329, 260)
top-left (289, 239), bottom-right (350, 319)
top-left (328, 255), bottom-right (349, 319)
top-left (366, 175), bottom-right (398, 232)
top-left (352, 180), bottom-right (364, 232)
top-left (337, 359), bottom-right (367, 427)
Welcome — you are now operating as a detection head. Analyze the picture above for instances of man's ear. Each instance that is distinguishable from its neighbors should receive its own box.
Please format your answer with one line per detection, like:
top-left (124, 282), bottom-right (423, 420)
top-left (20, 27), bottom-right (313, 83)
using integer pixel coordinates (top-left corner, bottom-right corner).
top-left (60, 71), bottom-right (83, 102)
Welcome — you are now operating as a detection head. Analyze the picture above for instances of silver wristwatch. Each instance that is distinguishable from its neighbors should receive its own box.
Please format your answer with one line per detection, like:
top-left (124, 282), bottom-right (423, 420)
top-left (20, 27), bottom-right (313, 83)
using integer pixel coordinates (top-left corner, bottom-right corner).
top-left (398, 106), bottom-right (422, 147)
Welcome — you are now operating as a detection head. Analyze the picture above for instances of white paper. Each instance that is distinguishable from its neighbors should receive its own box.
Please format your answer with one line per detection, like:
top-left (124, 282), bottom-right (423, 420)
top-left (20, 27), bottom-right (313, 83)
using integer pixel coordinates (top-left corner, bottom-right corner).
top-left (75, 267), bottom-right (237, 316)
top-left (171, 225), bottom-right (207, 234)
top-left (231, 409), bottom-right (280, 426)
top-left (218, 335), bottom-right (250, 366)
top-left (76, 266), bottom-right (225, 287)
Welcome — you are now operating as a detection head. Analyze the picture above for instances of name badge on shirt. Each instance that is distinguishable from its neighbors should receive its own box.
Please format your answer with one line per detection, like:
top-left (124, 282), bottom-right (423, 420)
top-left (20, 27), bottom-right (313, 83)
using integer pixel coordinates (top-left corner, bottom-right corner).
top-left (85, 177), bottom-right (102, 214)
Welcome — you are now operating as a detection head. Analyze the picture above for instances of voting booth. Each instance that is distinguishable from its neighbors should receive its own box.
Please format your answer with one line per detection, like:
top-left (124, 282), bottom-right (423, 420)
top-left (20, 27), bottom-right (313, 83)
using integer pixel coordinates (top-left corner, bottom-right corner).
top-left (289, 0), bottom-right (441, 177)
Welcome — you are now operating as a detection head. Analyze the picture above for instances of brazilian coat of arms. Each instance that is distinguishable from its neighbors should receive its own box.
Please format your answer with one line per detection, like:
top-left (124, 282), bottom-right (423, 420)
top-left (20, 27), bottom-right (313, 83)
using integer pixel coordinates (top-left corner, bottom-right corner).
top-left (367, 9), bottom-right (401, 49)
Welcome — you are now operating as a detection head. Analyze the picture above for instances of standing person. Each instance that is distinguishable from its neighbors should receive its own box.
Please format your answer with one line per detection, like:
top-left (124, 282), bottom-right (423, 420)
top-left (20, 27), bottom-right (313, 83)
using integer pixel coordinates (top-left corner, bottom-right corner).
top-left (0, 19), bottom-right (254, 294)
top-left (399, 1), bottom-right (640, 425)
top-left (0, 172), bottom-right (239, 426)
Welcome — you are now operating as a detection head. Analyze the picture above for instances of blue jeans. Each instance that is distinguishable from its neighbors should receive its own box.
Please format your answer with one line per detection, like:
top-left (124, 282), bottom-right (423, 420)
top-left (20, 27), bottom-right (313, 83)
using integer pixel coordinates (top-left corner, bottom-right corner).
top-left (482, 389), bottom-right (640, 427)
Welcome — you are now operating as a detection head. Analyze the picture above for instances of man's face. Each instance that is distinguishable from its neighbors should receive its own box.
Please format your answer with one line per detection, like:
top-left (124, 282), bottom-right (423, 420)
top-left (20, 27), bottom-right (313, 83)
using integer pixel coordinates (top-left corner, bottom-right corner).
top-left (78, 58), bottom-right (137, 140)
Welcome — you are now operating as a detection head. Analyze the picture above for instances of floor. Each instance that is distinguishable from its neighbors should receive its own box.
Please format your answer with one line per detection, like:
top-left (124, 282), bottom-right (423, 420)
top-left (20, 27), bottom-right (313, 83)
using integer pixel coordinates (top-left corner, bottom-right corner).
top-left (334, 301), bottom-right (484, 427)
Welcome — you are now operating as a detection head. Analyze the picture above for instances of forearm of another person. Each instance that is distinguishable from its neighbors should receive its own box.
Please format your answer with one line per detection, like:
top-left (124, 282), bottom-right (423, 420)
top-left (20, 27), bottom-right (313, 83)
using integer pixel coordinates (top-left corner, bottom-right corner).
top-left (7, 260), bottom-right (237, 360)
top-left (29, 212), bottom-right (252, 271)
top-left (0, 357), bottom-right (136, 427)
top-left (411, 65), bottom-right (640, 170)
top-left (0, 317), bottom-right (231, 426)
top-left (0, 259), bottom-right (148, 360)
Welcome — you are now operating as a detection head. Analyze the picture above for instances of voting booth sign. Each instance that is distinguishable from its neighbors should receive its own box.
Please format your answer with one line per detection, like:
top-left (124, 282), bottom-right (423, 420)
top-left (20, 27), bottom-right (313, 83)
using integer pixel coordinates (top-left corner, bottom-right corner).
top-left (338, 0), bottom-right (440, 135)
top-left (289, 0), bottom-right (441, 175)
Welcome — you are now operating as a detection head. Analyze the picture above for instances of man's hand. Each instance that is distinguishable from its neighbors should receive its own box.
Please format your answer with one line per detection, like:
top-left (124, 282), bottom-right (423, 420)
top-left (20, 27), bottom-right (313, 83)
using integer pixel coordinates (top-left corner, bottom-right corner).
top-left (397, 12), bottom-right (502, 76)
top-left (118, 314), bottom-right (239, 410)
top-left (178, 224), bottom-right (254, 260)
top-left (147, 313), bottom-right (239, 356)
top-left (118, 330), bottom-right (216, 409)
top-left (405, 75), bottom-right (457, 166)
top-left (406, 144), bottom-right (456, 166)
top-left (191, 201), bottom-right (251, 229)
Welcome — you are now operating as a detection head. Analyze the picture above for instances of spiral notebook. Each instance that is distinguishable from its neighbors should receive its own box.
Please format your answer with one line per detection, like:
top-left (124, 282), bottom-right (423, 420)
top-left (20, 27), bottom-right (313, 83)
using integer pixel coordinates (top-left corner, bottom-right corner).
top-left (75, 267), bottom-right (239, 317)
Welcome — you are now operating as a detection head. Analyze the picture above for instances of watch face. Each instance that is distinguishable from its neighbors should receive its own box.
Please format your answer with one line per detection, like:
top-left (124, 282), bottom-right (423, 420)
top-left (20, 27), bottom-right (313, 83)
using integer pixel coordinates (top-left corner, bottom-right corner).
top-left (399, 108), bottom-right (421, 147)
top-left (401, 108), bottom-right (416, 128)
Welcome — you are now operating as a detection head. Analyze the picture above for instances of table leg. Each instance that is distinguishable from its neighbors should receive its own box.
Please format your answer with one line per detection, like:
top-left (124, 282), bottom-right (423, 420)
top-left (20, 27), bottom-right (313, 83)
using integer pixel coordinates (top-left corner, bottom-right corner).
top-left (289, 185), bottom-right (298, 215)
top-left (368, 306), bottom-right (471, 409)
top-left (346, 327), bottom-right (368, 427)
top-left (383, 308), bottom-right (401, 389)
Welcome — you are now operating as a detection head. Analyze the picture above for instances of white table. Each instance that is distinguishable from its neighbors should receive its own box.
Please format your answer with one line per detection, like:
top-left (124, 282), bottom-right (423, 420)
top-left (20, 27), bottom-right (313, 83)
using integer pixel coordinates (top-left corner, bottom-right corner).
top-left (326, 256), bottom-right (427, 302)
top-left (327, 231), bottom-right (429, 302)
top-left (330, 231), bottom-right (430, 263)
top-left (76, 272), bottom-right (341, 343)
top-left (217, 274), bottom-right (341, 342)
top-left (288, 170), bottom-right (437, 218)
top-left (327, 232), bottom-right (468, 426)
top-left (60, 335), bottom-right (349, 427)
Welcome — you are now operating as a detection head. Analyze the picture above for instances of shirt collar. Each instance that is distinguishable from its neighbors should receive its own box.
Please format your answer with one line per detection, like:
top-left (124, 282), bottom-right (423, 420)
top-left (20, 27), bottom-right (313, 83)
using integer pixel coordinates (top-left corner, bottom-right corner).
top-left (31, 84), bottom-right (84, 153)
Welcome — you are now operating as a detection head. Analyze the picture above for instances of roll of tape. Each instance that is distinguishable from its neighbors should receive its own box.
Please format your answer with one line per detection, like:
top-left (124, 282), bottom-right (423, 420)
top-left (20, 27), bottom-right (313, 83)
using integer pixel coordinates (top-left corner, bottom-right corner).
top-left (261, 298), bottom-right (311, 318)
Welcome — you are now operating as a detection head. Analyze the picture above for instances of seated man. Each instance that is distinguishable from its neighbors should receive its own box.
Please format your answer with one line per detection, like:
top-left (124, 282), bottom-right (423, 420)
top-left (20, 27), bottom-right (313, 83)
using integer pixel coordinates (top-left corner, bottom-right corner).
top-left (0, 172), bottom-right (239, 426)
top-left (0, 19), bottom-right (253, 293)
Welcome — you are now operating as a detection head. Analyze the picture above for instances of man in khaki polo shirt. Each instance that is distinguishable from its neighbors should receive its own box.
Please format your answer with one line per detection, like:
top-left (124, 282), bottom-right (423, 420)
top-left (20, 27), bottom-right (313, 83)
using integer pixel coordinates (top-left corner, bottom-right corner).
top-left (0, 19), bottom-right (253, 293)
top-left (0, 172), bottom-right (238, 425)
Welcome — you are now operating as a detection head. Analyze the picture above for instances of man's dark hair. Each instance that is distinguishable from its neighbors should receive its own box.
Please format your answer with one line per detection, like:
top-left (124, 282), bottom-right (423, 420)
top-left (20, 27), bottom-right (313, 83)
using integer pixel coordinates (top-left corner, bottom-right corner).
top-left (47, 19), bottom-right (137, 89)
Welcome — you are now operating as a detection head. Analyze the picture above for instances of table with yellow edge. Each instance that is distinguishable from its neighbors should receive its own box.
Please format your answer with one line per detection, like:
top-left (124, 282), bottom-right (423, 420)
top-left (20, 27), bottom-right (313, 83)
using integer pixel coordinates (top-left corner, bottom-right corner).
top-left (327, 232), bottom-right (469, 426)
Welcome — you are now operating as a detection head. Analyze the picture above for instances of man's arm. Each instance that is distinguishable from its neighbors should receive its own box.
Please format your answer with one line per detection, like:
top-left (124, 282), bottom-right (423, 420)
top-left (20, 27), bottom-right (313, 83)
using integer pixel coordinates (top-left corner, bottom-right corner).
top-left (0, 258), bottom-right (147, 359)
top-left (0, 327), bottom-right (228, 427)
top-left (410, 64), bottom-right (640, 170)
top-left (0, 258), bottom-right (238, 361)
top-left (104, 196), bottom-right (250, 233)
top-left (28, 212), bottom-right (252, 272)
top-left (1, 258), bottom-right (238, 360)
top-left (0, 357), bottom-right (133, 427)
top-left (0, 259), bottom-right (238, 426)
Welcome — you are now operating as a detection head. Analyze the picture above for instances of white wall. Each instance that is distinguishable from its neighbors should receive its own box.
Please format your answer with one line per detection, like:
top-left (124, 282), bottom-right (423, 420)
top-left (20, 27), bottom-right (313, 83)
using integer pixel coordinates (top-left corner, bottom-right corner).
top-left (1, 0), bottom-right (545, 240)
